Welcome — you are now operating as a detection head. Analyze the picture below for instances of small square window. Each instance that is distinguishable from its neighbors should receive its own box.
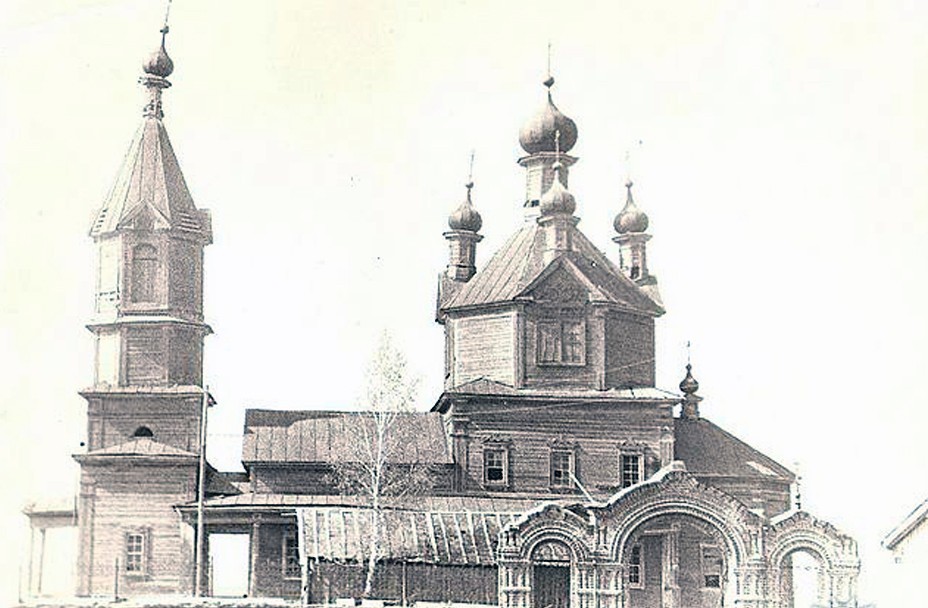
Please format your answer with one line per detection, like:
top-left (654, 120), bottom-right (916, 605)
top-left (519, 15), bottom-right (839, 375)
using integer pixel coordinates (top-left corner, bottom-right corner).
top-left (550, 450), bottom-right (574, 488)
top-left (628, 544), bottom-right (644, 588)
top-left (282, 529), bottom-right (301, 579)
top-left (484, 448), bottom-right (508, 486)
top-left (620, 454), bottom-right (641, 488)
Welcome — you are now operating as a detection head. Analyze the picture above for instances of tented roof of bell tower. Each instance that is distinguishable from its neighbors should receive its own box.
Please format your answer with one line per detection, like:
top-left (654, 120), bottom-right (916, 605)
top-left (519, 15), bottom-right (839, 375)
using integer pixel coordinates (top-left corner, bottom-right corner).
top-left (89, 119), bottom-right (211, 240)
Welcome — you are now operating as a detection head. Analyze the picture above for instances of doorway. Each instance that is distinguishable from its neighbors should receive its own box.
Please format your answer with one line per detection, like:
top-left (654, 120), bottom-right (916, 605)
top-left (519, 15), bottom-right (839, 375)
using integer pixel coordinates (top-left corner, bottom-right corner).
top-left (208, 533), bottom-right (250, 597)
top-left (533, 564), bottom-right (570, 608)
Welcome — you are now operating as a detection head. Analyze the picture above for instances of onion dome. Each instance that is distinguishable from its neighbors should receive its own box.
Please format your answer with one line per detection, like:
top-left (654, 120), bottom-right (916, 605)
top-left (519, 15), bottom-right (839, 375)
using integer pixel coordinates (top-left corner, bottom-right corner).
top-left (143, 26), bottom-right (174, 78)
top-left (448, 182), bottom-right (483, 232)
top-left (679, 363), bottom-right (699, 395)
top-left (519, 77), bottom-right (578, 155)
top-left (539, 163), bottom-right (576, 216)
top-left (614, 180), bottom-right (649, 234)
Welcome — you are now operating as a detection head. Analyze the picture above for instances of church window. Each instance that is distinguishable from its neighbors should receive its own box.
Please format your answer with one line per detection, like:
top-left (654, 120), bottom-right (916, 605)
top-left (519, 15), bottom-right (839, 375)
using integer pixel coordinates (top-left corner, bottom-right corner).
top-left (628, 544), bottom-right (644, 588)
top-left (630, 265), bottom-right (640, 280)
top-left (132, 426), bottom-right (154, 438)
top-left (550, 450), bottom-right (574, 489)
top-left (131, 244), bottom-right (158, 302)
top-left (620, 453), bottom-right (642, 488)
top-left (282, 529), bottom-right (301, 579)
top-left (702, 545), bottom-right (723, 588)
top-left (125, 532), bottom-right (146, 573)
top-left (484, 447), bottom-right (508, 486)
top-left (537, 319), bottom-right (586, 366)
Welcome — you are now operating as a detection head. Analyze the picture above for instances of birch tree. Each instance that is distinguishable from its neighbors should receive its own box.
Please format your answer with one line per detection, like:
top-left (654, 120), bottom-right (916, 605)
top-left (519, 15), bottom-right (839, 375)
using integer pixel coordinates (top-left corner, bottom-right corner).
top-left (332, 333), bottom-right (434, 598)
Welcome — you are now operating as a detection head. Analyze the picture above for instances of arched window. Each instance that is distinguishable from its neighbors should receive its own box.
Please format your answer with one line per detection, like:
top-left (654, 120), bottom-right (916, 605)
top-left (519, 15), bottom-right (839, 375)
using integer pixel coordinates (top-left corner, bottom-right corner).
top-left (131, 244), bottom-right (158, 302)
top-left (132, 426), bottom-right (154, 438)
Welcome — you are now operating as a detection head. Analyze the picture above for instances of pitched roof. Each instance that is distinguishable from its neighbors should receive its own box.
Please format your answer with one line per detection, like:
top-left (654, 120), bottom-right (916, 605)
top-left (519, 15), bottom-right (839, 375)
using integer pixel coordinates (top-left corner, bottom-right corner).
top-left (89, 117), bottom-right (211, 241)
top-left (673, 418), bottom-right (794, 482)
top-left (442, 222), bottom-right (662, 315)
top-left (80, 437), bottom-right (197, 459)
top-left (883, 496), bottom-right (928, 550)
top-left (242, 409), bottom-right (452, 465)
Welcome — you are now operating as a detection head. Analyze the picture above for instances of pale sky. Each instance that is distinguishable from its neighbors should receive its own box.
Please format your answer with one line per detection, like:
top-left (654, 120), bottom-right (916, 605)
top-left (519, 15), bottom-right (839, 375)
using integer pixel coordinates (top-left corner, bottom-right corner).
top-left (1, 1), bottom-right (926, 605)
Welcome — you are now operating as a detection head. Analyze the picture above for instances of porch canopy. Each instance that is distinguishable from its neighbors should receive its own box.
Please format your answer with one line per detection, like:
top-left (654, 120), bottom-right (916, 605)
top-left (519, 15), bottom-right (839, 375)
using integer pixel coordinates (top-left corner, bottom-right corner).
top-left (297, 496), bottom-right (547, 566)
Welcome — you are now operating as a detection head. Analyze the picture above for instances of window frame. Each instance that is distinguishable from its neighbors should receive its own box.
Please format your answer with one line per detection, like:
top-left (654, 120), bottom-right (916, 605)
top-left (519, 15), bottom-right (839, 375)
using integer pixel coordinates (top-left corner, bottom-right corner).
top-left (282, 528), bottom-right (301, 580)
top-left (549, 448), bottom-right (575, 490)
top-left (536, 318), bottom-right (586, 366)
top-left (130, 243), bottom-right (158, 303)
top-left (619, 452), bottom-right (644, 488)
top-left (483, 446), bottom-right (509, 488)
top-left (124, 529), bottom-right (150, 576)
top-left (627, 543), bottom-right (644, 589)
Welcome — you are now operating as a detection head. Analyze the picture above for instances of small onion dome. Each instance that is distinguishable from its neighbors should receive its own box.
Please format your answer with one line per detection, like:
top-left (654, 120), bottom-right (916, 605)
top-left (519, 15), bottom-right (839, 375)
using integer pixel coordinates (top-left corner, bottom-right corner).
top-left (539, 164), bottom-right (576, 216)
top-left (679, 363), bottom-right (699, 395)
top-left (614, 180), bottom-right (649, 234)
top-left (448, 182), bottom-right (482, 232)
top-left (143, 27), bottom-right (174, 78)
top-left (518, 77), bottom-right (578, 155)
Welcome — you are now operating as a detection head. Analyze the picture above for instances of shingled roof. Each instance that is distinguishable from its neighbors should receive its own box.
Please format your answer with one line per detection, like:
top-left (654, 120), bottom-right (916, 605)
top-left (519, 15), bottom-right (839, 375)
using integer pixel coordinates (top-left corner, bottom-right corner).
top-left (674, 418), bottom-right (794, 482)
top-left (242, 410), bottom-right (451, 465)
top-left (441, 222), bottom-right (662, 314)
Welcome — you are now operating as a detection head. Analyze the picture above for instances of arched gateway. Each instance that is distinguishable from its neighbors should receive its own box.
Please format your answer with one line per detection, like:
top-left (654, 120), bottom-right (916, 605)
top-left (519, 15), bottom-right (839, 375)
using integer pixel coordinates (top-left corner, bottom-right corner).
top-left (497, 464), bottom-right (859, 608)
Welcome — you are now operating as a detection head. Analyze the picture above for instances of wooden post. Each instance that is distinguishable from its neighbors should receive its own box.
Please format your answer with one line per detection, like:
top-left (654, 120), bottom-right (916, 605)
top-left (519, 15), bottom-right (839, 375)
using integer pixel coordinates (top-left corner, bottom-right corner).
top-left (194, 385), bottom-right (210, 596)
top-left (114, 557), bottom-right (120, 601)
top-left (37, 528), bottom-right (46, 595)
top-left (250, 520), bottom-right (261, 597)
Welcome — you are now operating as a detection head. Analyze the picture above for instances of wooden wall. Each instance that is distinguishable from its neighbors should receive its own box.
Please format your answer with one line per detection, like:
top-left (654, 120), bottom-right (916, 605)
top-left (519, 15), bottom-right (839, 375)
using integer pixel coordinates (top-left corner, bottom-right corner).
top-left (457, 400), bottom-right (672, 494)
top-left (308, 561), bottom-right (498, 605)
top-left (450, 312), bottom-right (516, 387)
top-left (78, 462), bottom-right (197, 597)
top-left (604, 314), bottom-right (654, 388)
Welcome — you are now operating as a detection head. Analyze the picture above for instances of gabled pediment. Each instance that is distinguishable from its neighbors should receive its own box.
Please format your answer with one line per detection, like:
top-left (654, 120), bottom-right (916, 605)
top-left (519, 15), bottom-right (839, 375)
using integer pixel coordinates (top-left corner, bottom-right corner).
top-left (520, 258), bottom-right (600, 305)
top-left (518, 254), bottom-right (662, 316)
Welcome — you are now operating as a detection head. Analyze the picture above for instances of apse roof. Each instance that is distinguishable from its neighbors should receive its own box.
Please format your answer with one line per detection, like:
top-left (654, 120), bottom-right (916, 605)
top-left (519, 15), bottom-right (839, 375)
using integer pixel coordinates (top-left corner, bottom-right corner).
top-left (442, 222), bottom-right (662, 315)
top-left (673, 418), bottom-right (794, 482)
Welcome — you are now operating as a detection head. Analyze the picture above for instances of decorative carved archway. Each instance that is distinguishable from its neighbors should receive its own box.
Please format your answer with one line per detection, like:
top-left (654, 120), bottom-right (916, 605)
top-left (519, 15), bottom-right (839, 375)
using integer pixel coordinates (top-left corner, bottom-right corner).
top-left (495, 467), bottom-right (859, 608)
top-left (765, 511), bottom-right (860, 608)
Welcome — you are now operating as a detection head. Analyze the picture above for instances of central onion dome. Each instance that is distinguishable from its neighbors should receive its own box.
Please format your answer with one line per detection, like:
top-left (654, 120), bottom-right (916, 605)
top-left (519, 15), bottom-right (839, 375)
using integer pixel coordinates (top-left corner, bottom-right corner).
top-left (143, 26), bottom-right (174, 78)
top-left (614, 181), bottom-right (649, 234)
top-left (539, 163), bottom-right (576, 215)
top-left (519, 77), bottom-right (578, 155)
top-left (448, 182), bottom-right (483, 232)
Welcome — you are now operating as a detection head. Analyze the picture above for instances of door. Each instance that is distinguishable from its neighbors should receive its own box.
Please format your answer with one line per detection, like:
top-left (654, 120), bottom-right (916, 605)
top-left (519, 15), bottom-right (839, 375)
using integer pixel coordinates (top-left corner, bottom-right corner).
top-left (533, 565), bottom-right (570, 608)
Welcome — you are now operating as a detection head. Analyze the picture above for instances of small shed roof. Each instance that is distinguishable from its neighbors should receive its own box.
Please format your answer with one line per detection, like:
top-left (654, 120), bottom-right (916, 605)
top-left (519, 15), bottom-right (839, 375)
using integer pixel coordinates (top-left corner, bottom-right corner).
top-left (297, 496), bottom-right (547, 565)
top-left (883, 496), bottom-right (928, 550)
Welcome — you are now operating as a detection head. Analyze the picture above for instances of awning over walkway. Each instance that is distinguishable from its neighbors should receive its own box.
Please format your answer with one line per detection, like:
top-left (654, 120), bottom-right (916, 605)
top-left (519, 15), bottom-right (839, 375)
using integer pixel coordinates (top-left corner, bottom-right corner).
top-left (297, 496), bottom-right (545, 566)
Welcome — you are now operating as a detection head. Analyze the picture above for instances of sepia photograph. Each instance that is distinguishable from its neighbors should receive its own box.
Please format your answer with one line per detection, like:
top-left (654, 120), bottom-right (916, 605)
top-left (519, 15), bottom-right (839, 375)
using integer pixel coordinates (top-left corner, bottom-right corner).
top-left (1, 1), bottom-right (926, 607)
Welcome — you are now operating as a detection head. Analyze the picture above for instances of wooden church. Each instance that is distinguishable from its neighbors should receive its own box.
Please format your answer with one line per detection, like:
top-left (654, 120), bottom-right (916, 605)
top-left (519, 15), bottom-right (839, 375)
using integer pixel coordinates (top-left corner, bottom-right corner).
top-left (27, 24), bottom-right (863, 608)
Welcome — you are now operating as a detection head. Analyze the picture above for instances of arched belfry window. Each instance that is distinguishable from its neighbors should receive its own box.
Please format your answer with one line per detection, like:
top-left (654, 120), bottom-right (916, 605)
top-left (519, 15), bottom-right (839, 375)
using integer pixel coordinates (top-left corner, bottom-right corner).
top-left (131, 244), bottom-right (158, 303)
top-left (132, 426), bottom-right (154, 438)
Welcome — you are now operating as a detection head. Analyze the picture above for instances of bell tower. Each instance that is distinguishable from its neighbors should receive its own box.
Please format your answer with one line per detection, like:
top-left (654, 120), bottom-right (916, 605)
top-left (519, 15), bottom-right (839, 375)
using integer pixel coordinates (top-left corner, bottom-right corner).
top-left (74, 24), bottom-right (211, 596)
